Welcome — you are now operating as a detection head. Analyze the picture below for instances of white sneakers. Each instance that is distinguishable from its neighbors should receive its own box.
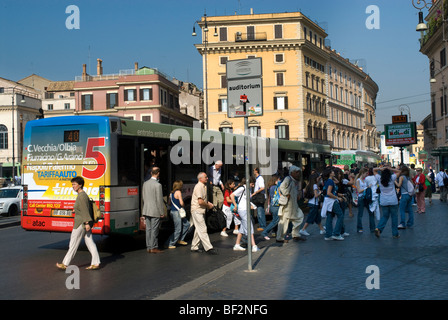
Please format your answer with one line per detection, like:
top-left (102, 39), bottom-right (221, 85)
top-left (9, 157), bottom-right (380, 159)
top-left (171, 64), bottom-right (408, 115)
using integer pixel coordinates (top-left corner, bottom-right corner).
top-left (220, 231), bottom-right (229, 237)
top-left (233, 244), bottom-right (260, 252)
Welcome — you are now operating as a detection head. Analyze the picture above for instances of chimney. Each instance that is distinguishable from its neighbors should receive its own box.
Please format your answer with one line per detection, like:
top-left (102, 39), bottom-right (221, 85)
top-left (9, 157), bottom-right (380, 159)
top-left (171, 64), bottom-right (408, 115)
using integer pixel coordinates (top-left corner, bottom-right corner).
top-left (135, 62), bottom-right (138, 72)
top-left (82, 64), bottom-right (87, 81)
top-left (250, 8), bottom-right (253, 14)
top-left (97, 59), bottom-right (103, 76)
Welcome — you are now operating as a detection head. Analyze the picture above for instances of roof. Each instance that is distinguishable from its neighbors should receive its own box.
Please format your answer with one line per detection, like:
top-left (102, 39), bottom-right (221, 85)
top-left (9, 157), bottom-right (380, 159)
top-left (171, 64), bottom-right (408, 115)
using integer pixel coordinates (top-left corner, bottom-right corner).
top-left (46, 81), bottom-right (74, 92)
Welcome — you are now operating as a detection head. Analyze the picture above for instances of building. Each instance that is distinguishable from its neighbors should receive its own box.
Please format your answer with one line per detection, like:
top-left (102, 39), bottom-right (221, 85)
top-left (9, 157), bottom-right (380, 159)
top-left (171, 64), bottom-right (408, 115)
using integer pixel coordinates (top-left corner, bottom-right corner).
top-left (419, 0), bottom-right (448, 169)
top-left (173, 79), bottom-right (203, 121)
top-left (0, 77), bottom-right (42, 179)
top-left (73, 60), bottom-right (196, 126)
top-left (194, 10), bottom-right (379, 150)
top-left (42, 81), bottom-right (75, 117)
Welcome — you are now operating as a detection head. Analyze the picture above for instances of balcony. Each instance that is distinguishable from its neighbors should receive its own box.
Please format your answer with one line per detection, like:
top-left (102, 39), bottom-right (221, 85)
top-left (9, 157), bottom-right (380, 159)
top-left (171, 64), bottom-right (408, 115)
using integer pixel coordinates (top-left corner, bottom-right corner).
top-left (234, 32), bottom-right (267, 42)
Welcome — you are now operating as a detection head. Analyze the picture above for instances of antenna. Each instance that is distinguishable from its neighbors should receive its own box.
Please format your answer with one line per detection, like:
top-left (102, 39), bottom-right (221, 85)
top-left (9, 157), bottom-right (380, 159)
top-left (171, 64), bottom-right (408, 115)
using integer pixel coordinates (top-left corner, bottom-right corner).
top-left (88, 45), bottom-right (91, 75)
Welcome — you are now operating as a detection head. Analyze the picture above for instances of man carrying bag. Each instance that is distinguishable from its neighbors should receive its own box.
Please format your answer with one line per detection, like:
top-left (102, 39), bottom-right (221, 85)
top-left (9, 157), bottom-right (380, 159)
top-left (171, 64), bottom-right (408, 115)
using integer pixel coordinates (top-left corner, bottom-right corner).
top-left (276, 165), bottom-right (306, 243)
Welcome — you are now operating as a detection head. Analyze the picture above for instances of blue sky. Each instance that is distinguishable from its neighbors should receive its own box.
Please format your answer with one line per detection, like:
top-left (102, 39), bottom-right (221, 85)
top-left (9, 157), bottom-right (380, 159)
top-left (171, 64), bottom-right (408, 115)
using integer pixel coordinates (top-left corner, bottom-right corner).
top-left (0, 0), bottom-right (431, 131)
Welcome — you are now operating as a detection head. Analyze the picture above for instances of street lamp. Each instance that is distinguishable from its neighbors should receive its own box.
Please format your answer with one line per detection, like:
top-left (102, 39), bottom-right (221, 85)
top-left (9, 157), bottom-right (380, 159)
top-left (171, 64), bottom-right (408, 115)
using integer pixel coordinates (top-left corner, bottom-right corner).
top-left (192, 12), bottom-right (217, 129)
top-left (10, 86), bottom-right (25, 183)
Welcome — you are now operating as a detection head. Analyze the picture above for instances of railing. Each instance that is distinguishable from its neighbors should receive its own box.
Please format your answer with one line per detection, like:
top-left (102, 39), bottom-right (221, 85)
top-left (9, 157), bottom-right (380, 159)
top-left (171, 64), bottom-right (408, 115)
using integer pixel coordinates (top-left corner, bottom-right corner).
top-left (234, 32), bottom-right (267, 42)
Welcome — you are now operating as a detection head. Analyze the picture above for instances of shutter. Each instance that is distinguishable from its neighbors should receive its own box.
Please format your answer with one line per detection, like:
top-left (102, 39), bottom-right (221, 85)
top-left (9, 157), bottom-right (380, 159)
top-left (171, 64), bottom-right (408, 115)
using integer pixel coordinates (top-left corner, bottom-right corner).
top-left (284, 96), bottom-right (288, 109)
top-left (218, 99), bottom-right (222, 112)
top-left (124, 90), bottom-right (128, 102)
top-left (106, 94), bottom-right (110, 109)
top-left (285, 125), bottom-right (290, 140)
top-left (275, 125), bottom-right (279, 139)
top-left (274, 97), bottom-right (277, 110)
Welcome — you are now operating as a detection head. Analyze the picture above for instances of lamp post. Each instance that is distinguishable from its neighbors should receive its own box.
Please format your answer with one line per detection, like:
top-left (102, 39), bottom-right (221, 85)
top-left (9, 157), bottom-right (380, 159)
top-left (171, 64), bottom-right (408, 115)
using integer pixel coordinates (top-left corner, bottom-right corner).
top-left (193, 12), bottom-right (217, 129)
top-left (10, 86), bottom-right (25, 183)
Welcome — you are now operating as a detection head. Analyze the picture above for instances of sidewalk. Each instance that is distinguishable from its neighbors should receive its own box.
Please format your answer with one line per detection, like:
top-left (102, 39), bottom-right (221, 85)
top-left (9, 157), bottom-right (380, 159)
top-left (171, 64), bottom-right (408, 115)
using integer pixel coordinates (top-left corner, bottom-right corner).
top-left (155, 194), bottom-right (448, 300)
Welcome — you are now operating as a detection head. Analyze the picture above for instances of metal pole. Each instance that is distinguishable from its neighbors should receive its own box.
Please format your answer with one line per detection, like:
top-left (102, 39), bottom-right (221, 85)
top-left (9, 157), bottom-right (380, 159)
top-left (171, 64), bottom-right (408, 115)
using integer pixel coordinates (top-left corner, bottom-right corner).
top-left (11, 91), bottom-right (15, 183)
top-left (244, 116), bottom-right (252, 271)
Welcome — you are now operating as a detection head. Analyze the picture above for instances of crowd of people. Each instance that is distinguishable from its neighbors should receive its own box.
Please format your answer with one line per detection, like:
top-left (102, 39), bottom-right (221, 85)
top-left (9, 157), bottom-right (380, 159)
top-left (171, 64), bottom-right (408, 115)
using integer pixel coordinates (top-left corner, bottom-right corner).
top-left (57, 160), bottom-right (448, 269)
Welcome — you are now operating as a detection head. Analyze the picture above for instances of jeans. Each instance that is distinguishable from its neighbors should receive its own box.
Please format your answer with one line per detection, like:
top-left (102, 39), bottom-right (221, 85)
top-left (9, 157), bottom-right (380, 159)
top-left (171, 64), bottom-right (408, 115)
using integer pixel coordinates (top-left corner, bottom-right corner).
top-left (306, 203), bottom-right (321, 224)
top-left (399, 193), bottom-right (413, 227)
top-left (262, 206), bottom-right (279, 237)
top-left (257, 205), bottom-right (266, 229)
top-left (325, 201), bottom-right (344, 238)
top-left (167, 210), bottom-right (190, 246)
top-left (377, 205), bottom-right (399, 237)
top-left (357, 196), bottom-right (376, 232)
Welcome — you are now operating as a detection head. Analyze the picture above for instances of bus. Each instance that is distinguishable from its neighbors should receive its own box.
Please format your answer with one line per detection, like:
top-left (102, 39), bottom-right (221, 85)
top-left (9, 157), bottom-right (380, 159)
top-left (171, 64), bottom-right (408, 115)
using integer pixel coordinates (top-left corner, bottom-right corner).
top-left (332, 150), bottom-right (381, 170)
top-left (21, 116), bottom-right (331, 236)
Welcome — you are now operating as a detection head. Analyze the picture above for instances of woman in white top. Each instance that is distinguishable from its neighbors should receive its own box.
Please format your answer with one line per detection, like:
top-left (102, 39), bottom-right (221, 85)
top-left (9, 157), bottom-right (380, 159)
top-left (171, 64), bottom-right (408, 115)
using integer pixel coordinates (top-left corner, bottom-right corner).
top-left (373, 166), bottom-right (401, 238)
top-left (355, 168), bottom-right (374, 233)
top-left (300, 173), bottom-right (325, 236)
top-left (231, 178), bottom-right (260, 253)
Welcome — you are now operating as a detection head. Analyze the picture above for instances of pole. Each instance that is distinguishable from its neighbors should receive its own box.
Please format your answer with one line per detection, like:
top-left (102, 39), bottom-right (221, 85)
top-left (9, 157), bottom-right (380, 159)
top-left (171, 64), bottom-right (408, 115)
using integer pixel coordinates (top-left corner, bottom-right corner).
top-left (244, 116), bottom-right (252, 271)
top-left (399, 146), bottom-right (404, 166)
top-left (11, 92), bottom-right (15, 183)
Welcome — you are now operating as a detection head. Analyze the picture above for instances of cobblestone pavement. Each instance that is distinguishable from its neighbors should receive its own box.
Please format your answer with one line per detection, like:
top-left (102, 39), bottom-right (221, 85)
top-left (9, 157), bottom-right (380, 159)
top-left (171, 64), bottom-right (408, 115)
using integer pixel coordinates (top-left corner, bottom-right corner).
top-left (156, 194), bottom-right (448, 300)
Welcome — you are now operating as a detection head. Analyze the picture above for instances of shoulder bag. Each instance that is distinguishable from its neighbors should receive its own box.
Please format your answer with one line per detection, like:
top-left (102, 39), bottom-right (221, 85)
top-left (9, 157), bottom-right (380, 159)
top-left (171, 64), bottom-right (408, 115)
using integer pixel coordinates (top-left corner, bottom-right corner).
top-left (171, 193), bottom-right (186, 218)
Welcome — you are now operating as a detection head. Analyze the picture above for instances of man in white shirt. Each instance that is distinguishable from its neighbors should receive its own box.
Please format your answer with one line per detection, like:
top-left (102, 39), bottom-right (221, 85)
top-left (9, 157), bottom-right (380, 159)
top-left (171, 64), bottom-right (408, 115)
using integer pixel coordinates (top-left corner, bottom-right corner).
top-left (252, 167), bottom-right (266, 231)
top-left (209, 161), bottom-right (224, 208)
top-left (436, 168), bottom-right (448, 202)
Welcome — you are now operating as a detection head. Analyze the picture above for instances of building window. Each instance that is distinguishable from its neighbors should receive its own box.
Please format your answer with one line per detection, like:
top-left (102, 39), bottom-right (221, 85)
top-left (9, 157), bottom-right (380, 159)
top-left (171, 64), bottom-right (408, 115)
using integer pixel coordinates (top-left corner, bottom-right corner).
top-left (274, 96), bottom-right (288, 110)
top-left (107, 93), bottom-right (118, 109)
top-left (220, 56), bottom-right (228, 65)
top-left (275, 53), bottom-right (284, 63)
top-left (247, 26), bottom-right (255, 40)
top-left (142, 115), bottom-right (152, 122)
top-left (219, 127), bottom-right (233, 133)
top-left (249, 126), bottom-right (261, 137)
top-left (47, 104), bottom-right (53, 110)
top-left (221, 75), bottom-right (227, 89)
top-left (64, 103), bottom-right (71, 110)
top-left (140, 88), bottom-right (153, 101)
top-left (276, 72), bottom-right (284, 86)
top-left (275, 125), bottom-right (289, 140)
top-left (441, 48), bottom-right (446, 68)
top-left (0, 125), bottom-right (8, 149)
top-left (124, 89), bottom-right (136, 101)
top-left (274, 24), bottom-right (283, 39)
top-left (218, 98), bottom-right (228, 112)
top-left (219, 27), bottom-right (227, 41)
top-left (81, 94), bottom-right (93, 110)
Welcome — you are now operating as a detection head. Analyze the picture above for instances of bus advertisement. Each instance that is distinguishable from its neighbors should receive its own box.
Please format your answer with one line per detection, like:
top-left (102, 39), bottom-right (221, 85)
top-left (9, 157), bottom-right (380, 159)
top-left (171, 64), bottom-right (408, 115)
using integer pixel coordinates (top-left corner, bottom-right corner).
top-left (21, 116), bottom-right (113, 234)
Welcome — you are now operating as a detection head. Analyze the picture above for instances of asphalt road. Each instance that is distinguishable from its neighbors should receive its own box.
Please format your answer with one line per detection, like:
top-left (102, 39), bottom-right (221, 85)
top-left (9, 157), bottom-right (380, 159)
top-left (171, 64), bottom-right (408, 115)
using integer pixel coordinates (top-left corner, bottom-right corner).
top-left (0, 221), bottom-right (262, 300)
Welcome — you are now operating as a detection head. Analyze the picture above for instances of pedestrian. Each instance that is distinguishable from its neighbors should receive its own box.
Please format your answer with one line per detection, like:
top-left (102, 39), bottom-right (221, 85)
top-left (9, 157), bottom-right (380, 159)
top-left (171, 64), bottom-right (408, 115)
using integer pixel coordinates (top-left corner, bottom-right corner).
top-left (395, 166), bottom-right (414, 229)
top-left (300, 173), bottom-right (325, 236)
top-left (56, 176), bottom-right (100, 270)
top-left (355, 168), bottom-right (375, 233)
top-left (435, 168), bottom-right (448, 202)
top-left (320, 167), bottom-right (345, 241)
top-left (262, 175), bottom-right (282, 240)
top-left (343, 165), bottom-right (354, 217)
top-left (424, 168), bottom-right (433, 206)
top-left (374, 166), bottom-right (401, 238)
top-left (142, 167), bottom-right (166, 253)
top-left (251, 167), bottom-right (266, 231)
top-left (209, 161), bottom-right (224, 208)
top-left (413, 167), bottom-right (427, 214)
top-left (365, 167), bottom-right (380, 222)
top-left (190, 172), bottom-right (218, 255)
top-left (221, 179), bottom-right (238, 237)
top-left (276, 165), bottom-right (306, 243)
top-left (166, 180), bottom-right (190, 248)
top-left (231, 178), bottom-right (260, 252)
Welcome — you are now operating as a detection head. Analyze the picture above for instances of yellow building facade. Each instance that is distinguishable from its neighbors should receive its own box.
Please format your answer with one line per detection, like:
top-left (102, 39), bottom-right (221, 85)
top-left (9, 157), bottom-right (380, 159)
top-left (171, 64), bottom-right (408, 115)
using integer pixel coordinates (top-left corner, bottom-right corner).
top-left (195, 11), bottom-right (378, 149)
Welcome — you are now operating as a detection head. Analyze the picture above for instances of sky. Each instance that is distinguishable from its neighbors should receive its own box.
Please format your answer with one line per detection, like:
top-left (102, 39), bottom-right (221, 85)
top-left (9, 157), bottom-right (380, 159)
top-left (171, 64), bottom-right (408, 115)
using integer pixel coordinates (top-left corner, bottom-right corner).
top-left (0, 0), bottom-right (431, 132)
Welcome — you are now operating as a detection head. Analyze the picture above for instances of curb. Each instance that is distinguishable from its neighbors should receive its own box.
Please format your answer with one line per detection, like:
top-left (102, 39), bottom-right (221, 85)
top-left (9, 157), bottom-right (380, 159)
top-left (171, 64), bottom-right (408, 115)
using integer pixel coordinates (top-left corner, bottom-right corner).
top-left (0, 216), bottom-right (21, 229)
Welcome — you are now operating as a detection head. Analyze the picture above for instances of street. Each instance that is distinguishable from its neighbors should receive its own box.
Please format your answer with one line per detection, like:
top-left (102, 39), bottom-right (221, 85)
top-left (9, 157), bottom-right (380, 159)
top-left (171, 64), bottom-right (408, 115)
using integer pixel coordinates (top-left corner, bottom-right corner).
top-left (1, 194), bottom-right (448, 302)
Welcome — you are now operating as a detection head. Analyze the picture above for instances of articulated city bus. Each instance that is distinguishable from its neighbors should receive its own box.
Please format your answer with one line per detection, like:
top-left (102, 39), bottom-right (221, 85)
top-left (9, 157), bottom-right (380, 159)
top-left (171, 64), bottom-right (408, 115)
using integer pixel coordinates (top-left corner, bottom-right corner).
top-left (21, 116), bottom-right (331, 236)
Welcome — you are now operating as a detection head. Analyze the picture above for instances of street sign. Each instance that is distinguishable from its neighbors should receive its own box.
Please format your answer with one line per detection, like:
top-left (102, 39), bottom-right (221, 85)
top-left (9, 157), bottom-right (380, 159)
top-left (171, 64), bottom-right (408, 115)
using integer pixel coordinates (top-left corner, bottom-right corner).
top-left (384, 122), bottom-right (417, 146)
top-left (392, 115), bottom-right (408, 123)
top-left (226, 58), bottom-right (263, 118)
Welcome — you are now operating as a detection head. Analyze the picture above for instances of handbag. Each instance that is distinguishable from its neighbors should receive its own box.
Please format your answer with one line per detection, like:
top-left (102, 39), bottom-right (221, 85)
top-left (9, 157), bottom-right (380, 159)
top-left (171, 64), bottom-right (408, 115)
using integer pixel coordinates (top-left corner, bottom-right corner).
top-left (171, 193), bottom-right (186, 218)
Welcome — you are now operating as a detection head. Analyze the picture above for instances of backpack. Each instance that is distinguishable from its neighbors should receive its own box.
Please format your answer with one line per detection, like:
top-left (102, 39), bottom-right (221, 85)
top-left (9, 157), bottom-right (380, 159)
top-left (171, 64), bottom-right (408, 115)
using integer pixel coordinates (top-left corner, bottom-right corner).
top-left (88, 198), bottom-right (102, 223)
top-left (406, 177), bottom-right (415, 196)
top-left (364, 187), bottom-right (373, 205)
top-left (443, 173), bottom-right (448, 186)
top-left (205, 207), bottom-right (227, 232)
top-left (304, 183), bottom-right (315, 200)
top-left (271, 182), bottom-right (281, 207)
top-left (230, 186), bottom-right (245, 213)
